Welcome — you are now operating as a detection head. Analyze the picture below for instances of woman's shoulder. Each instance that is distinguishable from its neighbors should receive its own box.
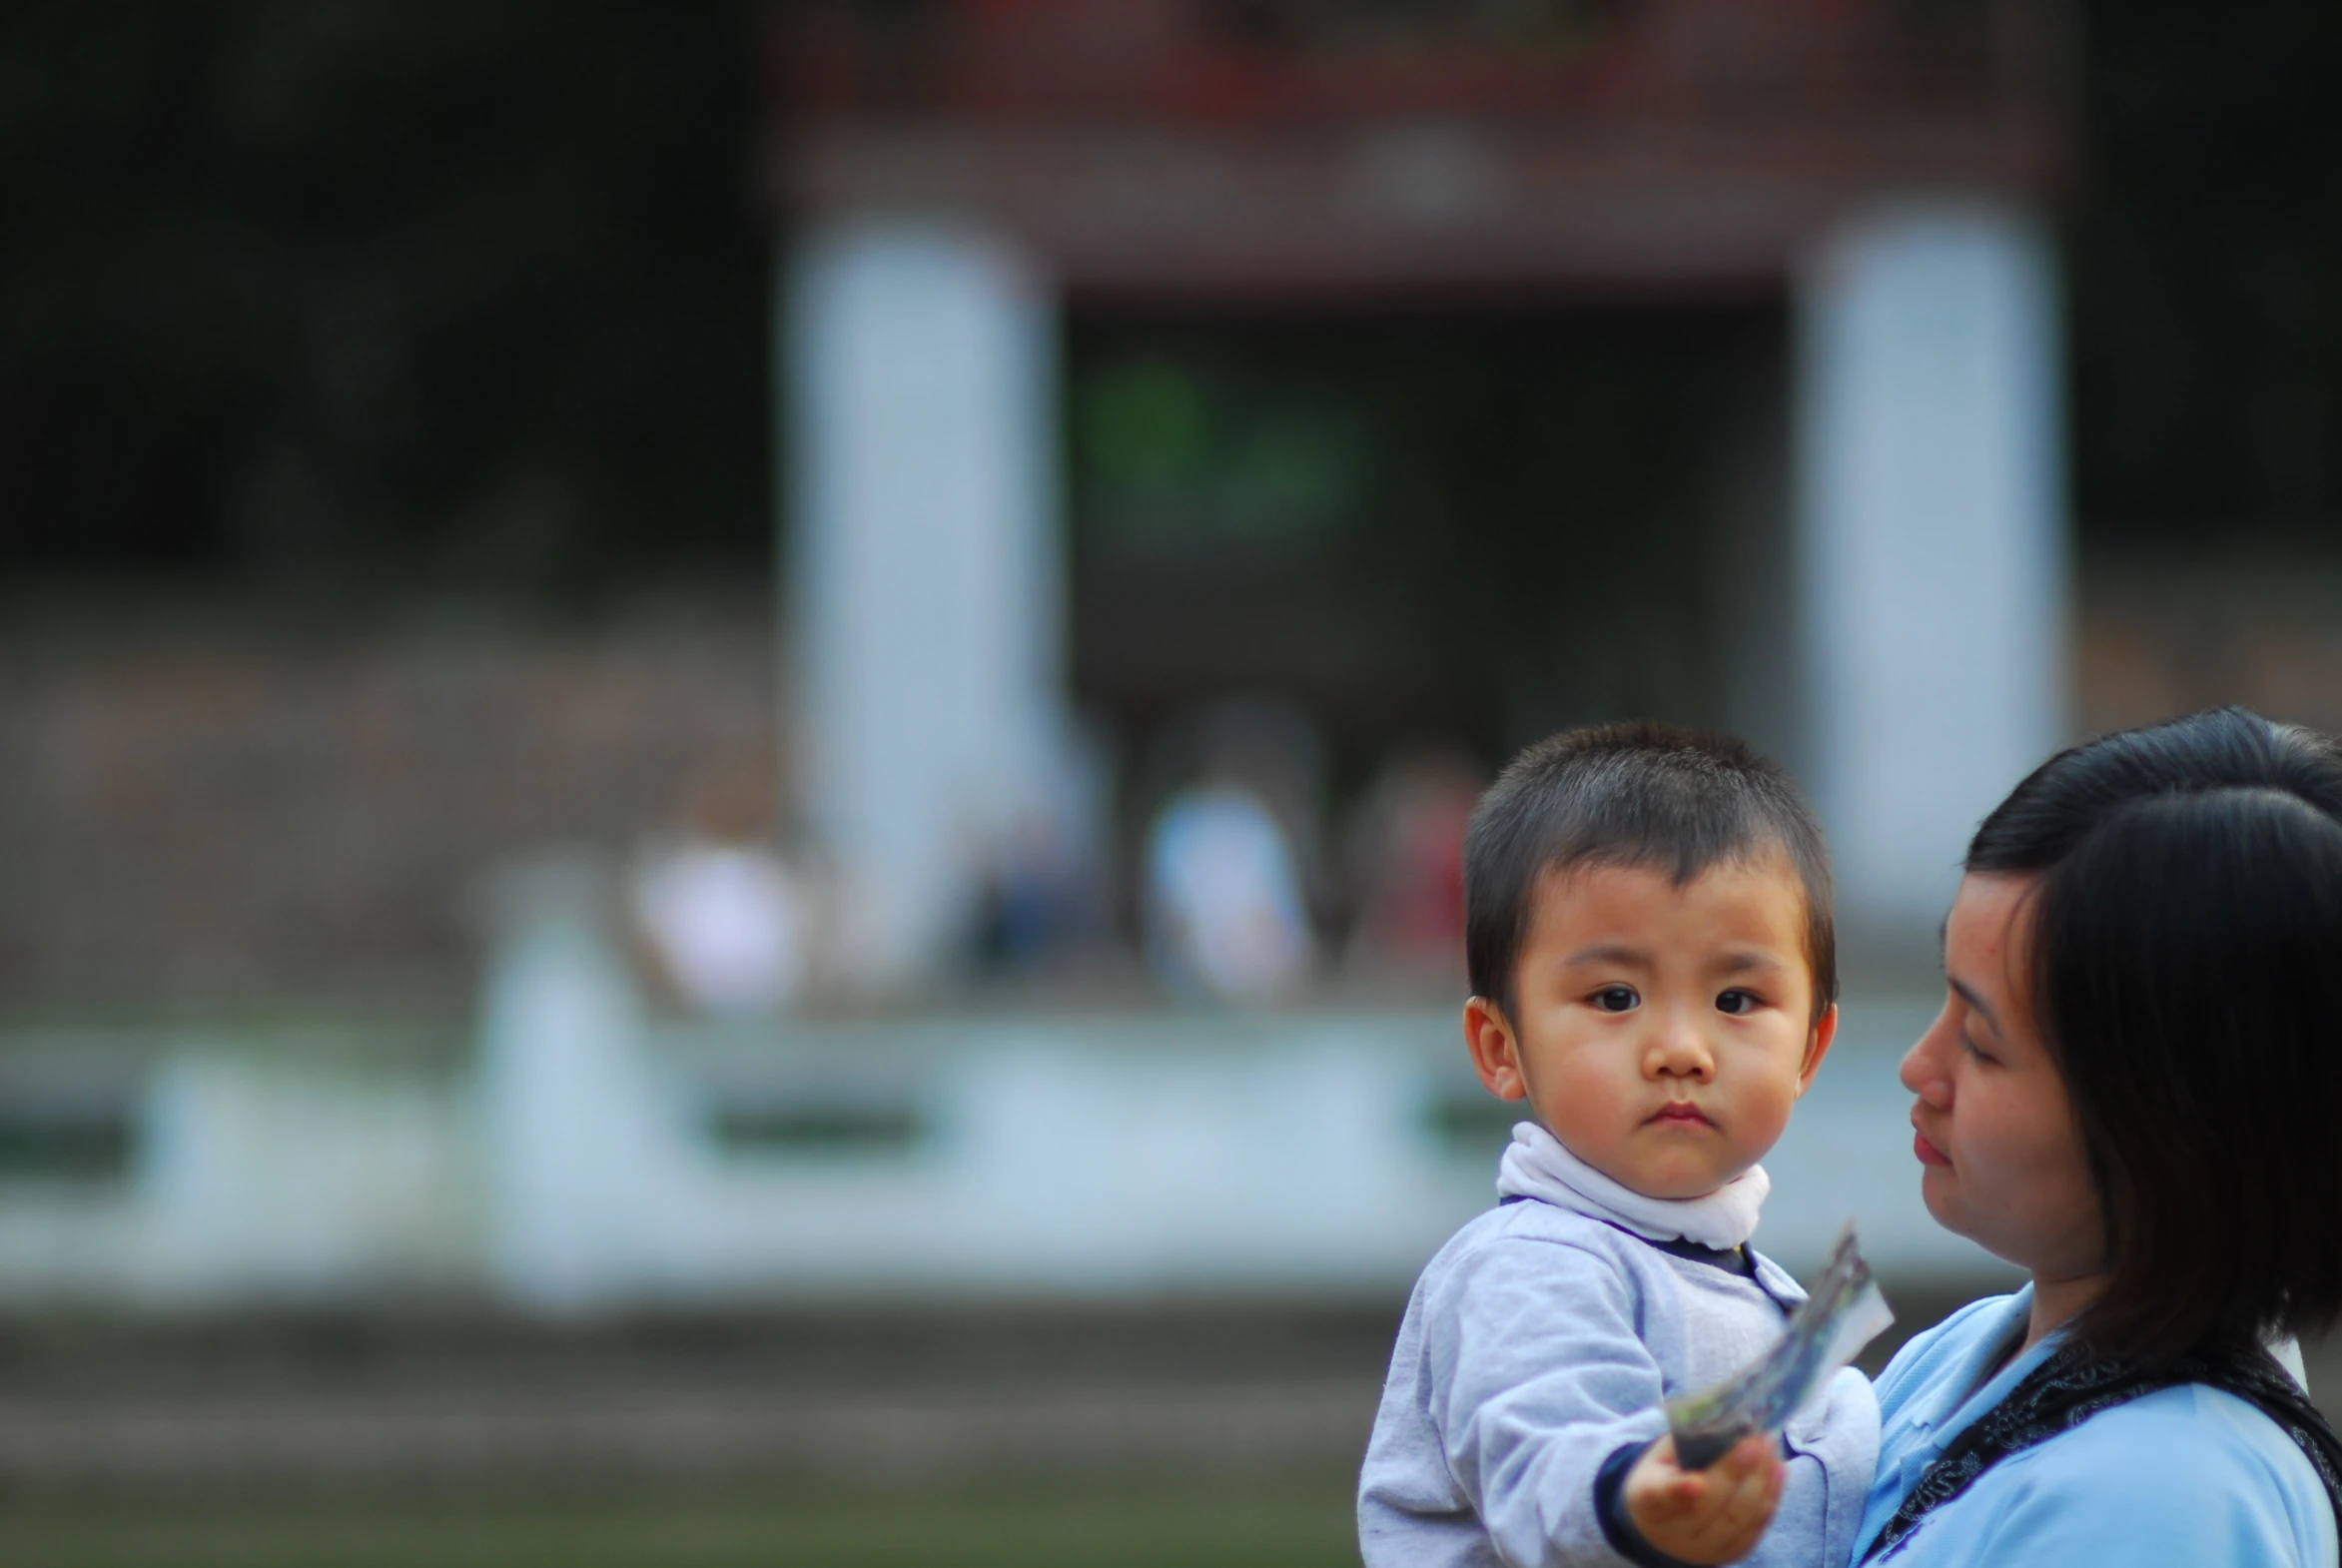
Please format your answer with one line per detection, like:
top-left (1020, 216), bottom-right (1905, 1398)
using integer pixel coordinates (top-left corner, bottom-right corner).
top-left (2047, 1381), bottom-right (2328, 1499)
top-left (1968, 1383), bottom-right (2336, 1566)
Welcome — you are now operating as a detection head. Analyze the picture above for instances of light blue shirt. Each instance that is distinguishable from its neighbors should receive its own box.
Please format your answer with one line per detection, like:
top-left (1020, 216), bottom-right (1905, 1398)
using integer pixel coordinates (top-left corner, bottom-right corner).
top-left (1853, 1286), bottom-right (2337, 1567)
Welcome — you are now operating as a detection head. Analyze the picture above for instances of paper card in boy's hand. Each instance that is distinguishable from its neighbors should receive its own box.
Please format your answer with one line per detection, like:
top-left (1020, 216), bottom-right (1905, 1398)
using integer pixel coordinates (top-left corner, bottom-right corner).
top-left (1664, 1223), bottom-right (1894, 1470)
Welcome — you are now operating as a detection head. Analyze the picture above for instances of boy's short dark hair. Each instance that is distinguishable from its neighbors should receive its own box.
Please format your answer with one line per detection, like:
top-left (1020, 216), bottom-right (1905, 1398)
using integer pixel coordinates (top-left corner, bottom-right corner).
top-left (1463, 721), bottom-right (1837, 1022)
top-left (1966, 706), bottom-right (2342, 1369)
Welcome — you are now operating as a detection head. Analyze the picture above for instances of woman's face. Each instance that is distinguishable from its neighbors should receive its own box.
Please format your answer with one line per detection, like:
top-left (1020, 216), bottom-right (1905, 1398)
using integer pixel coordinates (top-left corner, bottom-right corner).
top-left (1900, 873), bottom-right (2104, 1284)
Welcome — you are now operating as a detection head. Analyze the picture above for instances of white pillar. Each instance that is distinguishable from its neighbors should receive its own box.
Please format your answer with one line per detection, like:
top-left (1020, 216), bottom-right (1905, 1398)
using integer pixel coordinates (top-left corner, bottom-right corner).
top-left (785, 223), bottom-right (1067, 987)
top-left (475, 861), bottom-right (674, 1312)
top-left (1794, 201), bottom-right (2068, 937)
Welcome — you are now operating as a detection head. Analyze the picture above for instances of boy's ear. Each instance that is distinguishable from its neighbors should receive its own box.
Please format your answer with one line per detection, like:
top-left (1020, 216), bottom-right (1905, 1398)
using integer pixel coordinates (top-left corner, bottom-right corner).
top-left (1794, 1002), bottom-right (1840, 1097)
top-left (1463, 996), bottom-right (1527, 1101)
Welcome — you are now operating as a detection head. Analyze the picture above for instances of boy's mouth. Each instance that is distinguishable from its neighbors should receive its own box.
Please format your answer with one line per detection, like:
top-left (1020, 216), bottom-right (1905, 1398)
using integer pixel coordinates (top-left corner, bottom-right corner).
top-left (1645, 1103), bottom-right (1714, 1129)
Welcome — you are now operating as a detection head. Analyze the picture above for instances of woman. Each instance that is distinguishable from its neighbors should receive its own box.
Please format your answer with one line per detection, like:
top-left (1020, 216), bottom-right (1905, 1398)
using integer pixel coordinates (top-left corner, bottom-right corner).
top-left (1855, 707), bottom-right (2342, 1565)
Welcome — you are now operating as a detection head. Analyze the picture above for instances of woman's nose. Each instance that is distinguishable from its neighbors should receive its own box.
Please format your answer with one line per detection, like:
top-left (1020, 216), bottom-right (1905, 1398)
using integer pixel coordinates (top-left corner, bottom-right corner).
top-left (1900, 1017), bottom-right (1954, 1108)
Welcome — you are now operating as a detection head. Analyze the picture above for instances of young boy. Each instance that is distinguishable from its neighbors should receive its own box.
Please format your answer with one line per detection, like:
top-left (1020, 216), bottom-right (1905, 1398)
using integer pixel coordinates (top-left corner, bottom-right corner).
top-left (1359, 722), bottom-right (1878, 1568)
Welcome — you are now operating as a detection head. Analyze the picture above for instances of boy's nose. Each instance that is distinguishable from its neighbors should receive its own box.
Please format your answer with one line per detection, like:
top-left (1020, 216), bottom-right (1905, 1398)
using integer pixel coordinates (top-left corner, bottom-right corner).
top-left (1648, 1016), bottom-right (1716, 1081)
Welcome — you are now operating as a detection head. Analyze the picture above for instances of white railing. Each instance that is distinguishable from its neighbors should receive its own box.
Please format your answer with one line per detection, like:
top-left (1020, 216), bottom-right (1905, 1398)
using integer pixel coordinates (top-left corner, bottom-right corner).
top-left (0, 895), bottom-right (2005, 1309)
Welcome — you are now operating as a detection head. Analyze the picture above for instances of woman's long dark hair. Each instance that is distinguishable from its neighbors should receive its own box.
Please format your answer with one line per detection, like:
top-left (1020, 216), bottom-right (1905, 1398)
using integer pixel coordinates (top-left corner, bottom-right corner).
top-left (1966, 706), bottom-right (2342, 1368)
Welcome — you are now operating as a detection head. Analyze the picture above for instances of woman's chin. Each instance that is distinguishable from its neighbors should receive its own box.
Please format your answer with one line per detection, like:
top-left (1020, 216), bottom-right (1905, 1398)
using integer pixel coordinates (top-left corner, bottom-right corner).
top-left (1917, 1167), bottom-right (1963, 1229)
top-left (1916, 1175), bottom-right (2024, 1267)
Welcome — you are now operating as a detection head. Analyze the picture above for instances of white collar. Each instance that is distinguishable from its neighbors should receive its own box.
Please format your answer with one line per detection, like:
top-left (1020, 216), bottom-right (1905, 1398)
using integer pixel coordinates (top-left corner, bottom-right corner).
top-left (1496, 1120), bottom-right (1769, 1250)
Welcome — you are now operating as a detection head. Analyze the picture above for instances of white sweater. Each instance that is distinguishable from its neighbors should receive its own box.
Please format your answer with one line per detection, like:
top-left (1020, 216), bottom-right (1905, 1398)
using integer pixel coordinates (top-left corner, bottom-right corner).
top-left (1358, 1187), bottom-right (1880, 1568)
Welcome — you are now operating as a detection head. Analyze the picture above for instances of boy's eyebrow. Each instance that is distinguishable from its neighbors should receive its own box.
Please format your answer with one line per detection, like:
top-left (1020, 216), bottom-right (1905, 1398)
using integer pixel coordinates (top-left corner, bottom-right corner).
top-left (1712, 951), bottom-right (1787, 976)
top-left (1557, 946), bottom-right (1789, 973)
top-left (1561, 942), bottom-right (1650, 968)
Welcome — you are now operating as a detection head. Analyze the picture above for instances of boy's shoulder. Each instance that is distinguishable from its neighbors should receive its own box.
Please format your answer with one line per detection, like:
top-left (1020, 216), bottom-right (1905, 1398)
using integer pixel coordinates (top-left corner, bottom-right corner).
top-left (1417, 1197), bottom-right (1803, 1318)
top-left (1421, 1196), bottom-right (1675, 1294)
top-left (1446, 1191), bottom-right (1645, 1246)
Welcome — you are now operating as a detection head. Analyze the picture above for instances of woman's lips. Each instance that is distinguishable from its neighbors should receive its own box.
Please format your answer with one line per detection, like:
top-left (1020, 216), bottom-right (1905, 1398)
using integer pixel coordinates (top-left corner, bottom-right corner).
top-left (1912, 1125), bottom-right (1952, 1167)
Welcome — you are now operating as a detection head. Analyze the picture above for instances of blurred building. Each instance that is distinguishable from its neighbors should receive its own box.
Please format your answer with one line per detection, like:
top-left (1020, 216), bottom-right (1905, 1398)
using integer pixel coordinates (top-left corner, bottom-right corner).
top-left (771, 0), bottom-right (2071, 984)
top-left (0, 0), bottom-right (2088, 1312)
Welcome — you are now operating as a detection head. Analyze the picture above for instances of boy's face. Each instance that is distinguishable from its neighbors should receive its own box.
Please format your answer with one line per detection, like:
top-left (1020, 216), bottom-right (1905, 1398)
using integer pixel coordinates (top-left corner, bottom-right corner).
top-left (1464, 855), bottom-right (1836, 1200)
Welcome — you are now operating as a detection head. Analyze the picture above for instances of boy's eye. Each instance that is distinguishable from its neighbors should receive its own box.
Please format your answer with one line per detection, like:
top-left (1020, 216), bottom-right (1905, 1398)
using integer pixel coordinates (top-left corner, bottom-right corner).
top-left (1590, 986), bottom-right (1639, 1013)
top-left (1716, 989), bottom-right (1759, 1016)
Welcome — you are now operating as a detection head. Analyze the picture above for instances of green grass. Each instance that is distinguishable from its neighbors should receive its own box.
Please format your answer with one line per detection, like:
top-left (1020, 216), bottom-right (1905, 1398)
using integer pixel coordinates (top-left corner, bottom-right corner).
top-left (0, 1472), bottom-right (1363, 1568)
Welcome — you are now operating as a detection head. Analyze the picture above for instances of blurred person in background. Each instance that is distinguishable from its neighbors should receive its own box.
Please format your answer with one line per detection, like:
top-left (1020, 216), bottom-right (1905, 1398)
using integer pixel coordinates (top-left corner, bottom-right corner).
top-left (969, 723), bottom-right (1117, 978)
top-left (1144, 783), bottom-right (1314, 1003)
top-left (1142, 699), bottom-right (1324, 1002)
top-left (1344, 747), bottom-right (1481, 988)
top-left (630, 754), bottom-right (809, 1016)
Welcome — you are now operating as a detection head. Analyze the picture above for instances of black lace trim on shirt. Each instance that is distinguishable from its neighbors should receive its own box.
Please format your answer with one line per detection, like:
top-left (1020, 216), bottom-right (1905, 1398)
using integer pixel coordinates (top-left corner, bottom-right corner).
top-left (1643, 1233), bottom-right (1759, 1279)
top-left (1858, 1337), bottom-right (2342, 1563)
top-left (1504, 1202), bottom-right (1760, 1281)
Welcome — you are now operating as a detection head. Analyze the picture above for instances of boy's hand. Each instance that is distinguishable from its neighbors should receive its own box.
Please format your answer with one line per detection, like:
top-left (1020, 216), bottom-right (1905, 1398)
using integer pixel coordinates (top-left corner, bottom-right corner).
top-left (1623, 1433), bottom-right (1784, 1566)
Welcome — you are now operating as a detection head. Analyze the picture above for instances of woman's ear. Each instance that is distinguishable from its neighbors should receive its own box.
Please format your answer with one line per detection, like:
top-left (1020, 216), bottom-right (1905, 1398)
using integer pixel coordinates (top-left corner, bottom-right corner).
top-left (1795, 1002), bottom-right (1840, 1097)
top-left (1464, 996), bottom-right (1528, 1101)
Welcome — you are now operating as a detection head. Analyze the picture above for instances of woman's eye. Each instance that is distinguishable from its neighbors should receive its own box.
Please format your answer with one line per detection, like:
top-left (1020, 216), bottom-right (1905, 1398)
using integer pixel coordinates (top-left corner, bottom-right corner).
top-left (1959, 1032), bottom-right (1995, 1064)
top-left (1716, 989), bottom-right (1758, 1016)
top-left (1590, 986), bottom-right (1639, 1013)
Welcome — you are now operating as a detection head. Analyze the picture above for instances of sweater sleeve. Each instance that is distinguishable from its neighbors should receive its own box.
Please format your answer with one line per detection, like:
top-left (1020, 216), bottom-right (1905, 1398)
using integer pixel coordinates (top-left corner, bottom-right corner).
top-left (1426, 1233), bottom-right (1674, 1568)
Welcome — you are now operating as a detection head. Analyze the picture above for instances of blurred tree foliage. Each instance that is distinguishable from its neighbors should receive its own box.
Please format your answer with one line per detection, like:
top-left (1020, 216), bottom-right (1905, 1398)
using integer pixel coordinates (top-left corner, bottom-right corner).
top-left (2072, 0), bottom-right (2342, 541)
top-left (2, 0), bottom-right (2337, 607)
top-left (0, 1), bottom-right (767, 604)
